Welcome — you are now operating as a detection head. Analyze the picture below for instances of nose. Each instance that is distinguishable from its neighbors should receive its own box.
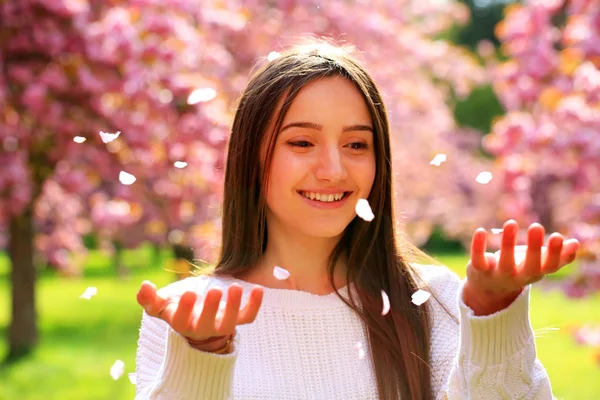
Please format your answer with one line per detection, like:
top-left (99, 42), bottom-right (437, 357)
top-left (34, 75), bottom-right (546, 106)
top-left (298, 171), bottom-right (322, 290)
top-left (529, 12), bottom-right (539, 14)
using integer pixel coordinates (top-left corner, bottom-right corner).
top-left (314, 146), bottom-right (348, 182)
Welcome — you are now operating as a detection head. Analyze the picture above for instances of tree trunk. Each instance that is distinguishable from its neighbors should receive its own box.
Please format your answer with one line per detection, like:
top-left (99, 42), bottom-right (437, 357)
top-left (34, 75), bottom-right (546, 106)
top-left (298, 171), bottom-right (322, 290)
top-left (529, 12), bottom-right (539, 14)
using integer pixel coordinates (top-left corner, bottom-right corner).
top-left (7, 204), bottom-right (38, 361)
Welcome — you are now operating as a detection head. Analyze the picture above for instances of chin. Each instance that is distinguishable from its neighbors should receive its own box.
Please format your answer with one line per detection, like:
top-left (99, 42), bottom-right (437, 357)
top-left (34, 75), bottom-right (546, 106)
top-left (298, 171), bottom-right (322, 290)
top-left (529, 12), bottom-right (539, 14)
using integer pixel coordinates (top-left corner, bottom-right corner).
top-left (299, 221), bottom-right (350, 239)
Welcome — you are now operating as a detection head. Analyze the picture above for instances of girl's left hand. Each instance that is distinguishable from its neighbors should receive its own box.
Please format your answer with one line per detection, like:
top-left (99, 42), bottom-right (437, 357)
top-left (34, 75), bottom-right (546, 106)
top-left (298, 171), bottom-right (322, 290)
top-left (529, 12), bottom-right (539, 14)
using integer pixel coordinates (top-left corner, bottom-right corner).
top-left (463, 219), bottom-right (580, 315)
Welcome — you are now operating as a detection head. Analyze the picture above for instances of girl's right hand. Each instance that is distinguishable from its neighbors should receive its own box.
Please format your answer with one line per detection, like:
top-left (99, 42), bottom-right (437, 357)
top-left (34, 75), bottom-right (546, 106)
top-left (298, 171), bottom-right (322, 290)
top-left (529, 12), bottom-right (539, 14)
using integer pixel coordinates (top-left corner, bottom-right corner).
top-left (136, 280), bottom-right (264, 350)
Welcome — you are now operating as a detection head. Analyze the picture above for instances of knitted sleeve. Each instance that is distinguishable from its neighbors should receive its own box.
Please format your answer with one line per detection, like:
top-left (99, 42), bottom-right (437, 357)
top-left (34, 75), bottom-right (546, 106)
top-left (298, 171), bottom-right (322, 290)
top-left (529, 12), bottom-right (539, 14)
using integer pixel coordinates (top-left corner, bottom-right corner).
top-left (443, 282), bottom-right (554, 399)
top-left (134, 276), bottom-right (239, 400)
top-left (422, 265), bottom-right (554, 399)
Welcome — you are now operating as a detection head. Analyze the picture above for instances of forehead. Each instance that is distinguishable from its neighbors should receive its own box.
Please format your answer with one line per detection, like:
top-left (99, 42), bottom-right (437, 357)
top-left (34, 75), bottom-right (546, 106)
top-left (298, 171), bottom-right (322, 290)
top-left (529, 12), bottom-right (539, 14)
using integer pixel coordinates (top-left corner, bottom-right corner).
top-left (282, 76), bottom-right (371, 123)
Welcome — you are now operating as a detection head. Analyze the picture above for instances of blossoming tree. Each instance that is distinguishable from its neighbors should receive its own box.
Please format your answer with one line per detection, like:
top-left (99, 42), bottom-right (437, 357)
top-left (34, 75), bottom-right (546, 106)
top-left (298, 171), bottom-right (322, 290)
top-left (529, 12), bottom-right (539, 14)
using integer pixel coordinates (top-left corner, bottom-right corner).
top-left (0, 0), bottom-right (489, 358)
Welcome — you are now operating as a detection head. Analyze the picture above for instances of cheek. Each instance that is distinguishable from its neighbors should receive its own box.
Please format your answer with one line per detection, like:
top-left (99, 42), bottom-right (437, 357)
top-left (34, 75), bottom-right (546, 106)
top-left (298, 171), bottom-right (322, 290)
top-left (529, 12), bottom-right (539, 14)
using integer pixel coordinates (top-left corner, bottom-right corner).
top-left (358, 157), bottom-right (376, 193)
top-left (264, 159), bottom-right (295, 207)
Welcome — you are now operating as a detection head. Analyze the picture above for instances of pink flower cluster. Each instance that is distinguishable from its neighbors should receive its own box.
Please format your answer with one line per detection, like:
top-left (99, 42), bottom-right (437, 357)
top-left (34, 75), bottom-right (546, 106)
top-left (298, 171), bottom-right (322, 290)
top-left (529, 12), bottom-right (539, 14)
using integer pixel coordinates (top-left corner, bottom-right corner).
top-left (482, 0), bottom-right (600, 296)
top-left (0, 0), bottom-right (494, 272)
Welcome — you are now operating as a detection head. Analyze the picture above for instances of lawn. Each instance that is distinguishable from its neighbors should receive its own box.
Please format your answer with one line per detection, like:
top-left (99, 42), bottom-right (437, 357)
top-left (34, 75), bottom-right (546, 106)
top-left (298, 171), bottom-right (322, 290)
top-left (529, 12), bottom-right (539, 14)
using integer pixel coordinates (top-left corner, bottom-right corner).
top-left (0, 247), bottom-right (598, 400)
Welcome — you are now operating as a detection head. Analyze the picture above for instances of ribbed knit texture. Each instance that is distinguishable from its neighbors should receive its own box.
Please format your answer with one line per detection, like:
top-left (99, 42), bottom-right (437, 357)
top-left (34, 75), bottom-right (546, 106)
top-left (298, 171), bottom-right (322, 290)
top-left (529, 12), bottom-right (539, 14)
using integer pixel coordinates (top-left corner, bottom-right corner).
top-left (135, 264), bottom-right (553, 399)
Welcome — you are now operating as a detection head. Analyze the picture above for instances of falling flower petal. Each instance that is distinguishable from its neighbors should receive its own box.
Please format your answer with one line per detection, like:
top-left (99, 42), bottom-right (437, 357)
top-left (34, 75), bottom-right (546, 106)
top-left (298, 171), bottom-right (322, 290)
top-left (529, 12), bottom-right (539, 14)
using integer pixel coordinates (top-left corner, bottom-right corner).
top-left (79, 286), bottom-right (98, 300)
top-left (273, 266), bottom-right (290, 280)
top-left (475, 171), bottom-right (493, 184)
top-left (574, 325), bottom-right (600, 346)
top-left (355, 342), bottom-right (365, 360)
top-left (73, 136), bottom-right (87, 143)
top-left (429, 153), bottom-right (447, 167)
top-left (495, 245), bottom-right (548, 265)
top-left (381, 290), bottom-right (390, 316)
top-left (355, 198), bottom-right (374, 221)
top-left (119, 171), bottom-right (136, 185)
top-left (187, 88), bottom-right (217, 105)
top-left (174, 161), bottom-right (188, 168)
top-left (491, 228), bottom-right (504, 234)
top-left (128, 373), bottom-right (137, 385)
top-left (411, 289), bottom-right (431, 306)
top-left (357, 347), bottom-right (365, 359)
top-left (110, 360), bottom-right (125, 380)
top-left (99, 130), bottom-right (121, 143)
top-left (267, 51), bottom-right (281, 61)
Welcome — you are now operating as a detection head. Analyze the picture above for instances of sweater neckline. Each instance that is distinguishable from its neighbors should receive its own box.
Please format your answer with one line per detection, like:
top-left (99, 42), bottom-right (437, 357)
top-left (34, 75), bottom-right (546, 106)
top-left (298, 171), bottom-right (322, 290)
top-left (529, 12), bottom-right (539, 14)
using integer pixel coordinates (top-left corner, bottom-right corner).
top-left (214, 275), bottom-right (352, 310)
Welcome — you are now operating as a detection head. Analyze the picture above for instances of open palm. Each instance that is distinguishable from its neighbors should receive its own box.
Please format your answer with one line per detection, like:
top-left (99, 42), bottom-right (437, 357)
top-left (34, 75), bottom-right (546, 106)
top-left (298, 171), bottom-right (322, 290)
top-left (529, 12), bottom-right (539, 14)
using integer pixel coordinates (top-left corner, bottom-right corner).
top-left (137, 281), bottom-right (264, 342)
top-left (466, 219), bottom-right (580, 297)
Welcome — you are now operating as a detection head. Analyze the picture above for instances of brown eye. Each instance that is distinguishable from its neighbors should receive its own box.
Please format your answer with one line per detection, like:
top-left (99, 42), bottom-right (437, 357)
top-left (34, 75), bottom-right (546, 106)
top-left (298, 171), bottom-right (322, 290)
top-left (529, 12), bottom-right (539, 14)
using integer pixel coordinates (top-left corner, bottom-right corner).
top-left (287, 141), bottom-right (313, 148)
top-left (348, 142), bottom-right (368, 150)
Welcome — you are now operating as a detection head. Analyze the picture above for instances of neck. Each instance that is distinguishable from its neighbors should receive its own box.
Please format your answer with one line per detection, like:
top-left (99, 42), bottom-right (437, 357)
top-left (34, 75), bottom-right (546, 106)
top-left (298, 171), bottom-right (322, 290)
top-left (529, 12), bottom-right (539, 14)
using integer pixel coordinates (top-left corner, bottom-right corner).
top-left (241, 226), bottom-right (348, 295)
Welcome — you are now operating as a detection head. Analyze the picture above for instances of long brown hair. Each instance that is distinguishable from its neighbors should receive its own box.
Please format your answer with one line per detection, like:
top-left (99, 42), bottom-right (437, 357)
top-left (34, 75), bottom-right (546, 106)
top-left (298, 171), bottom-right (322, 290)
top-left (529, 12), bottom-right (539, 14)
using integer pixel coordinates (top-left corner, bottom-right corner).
top-left (211, 40), bottom-right (443, 399)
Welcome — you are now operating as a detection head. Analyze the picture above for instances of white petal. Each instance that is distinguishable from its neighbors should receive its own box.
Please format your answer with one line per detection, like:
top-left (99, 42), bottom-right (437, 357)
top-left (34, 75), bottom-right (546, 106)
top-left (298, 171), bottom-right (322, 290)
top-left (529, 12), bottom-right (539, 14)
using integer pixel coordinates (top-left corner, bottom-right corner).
top-left (475, 171), bottom-right (493, 184)
top-left (73, 136), bottom-right (87, 143)
top-left (355, 342), bottom-right (365, 360)
top-left (79, 286), bottom-right (98, 300)
top-left (381, 290), bottom-right (390, 316)
top-left (267, 51), bottom-right (281, 61)
top-left (128, 373), bottom-right (137, 385)
top-left (119, 171), bottom-right (136, 185)
top-left (357, 347), bottom-right (365, 360)
top-left (273, 266), bottom-right (290, 280)
top-left (358, 348), bottom-right (365, 360)
top-left (491, 228), bottom-right (504, 234)
top-left (411, 289), bottom-right (431, 306)
top-left (99, 130), bottom-right (121, 143)
top-left (110, 360), bottom-right (125, 380)
top-left (187, 88), bottom-right (217, 105)
top-left (174, 161), bottom-right (188, 168)
top-left (355, 198), bottom-right (374, 221)
top-left (429, 153), bottom-right (447, 166)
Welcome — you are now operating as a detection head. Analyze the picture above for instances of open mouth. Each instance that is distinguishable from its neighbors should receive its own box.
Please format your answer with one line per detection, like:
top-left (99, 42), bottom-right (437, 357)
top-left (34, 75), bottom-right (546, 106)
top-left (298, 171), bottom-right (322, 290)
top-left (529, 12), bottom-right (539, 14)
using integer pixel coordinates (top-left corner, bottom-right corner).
top-left (297, 191), bottom-right (352, 203)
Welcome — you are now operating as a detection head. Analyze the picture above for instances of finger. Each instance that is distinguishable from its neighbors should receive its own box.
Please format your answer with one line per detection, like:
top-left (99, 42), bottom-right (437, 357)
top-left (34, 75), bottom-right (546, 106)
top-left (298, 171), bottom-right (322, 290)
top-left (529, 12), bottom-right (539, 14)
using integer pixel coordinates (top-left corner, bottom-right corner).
top-left (216, 284), bottom-right (243, 334)
top-left (137, 281), bottom-right (156, 308)
top-left (561, 238), bottom-right (581, 258)
top-left (498, 220), bottom-right (518, 273)
top-left (194, 287), bottom-right (224, 334)
top-left (137, 281), bottom-right (169, 318)
top-left (558, 239), bottom-right (580, 265)
top-left (170, 291), bottom-right (197, 334)
top-left (523, 223), bottom-right (545, 277)
top-left (542, 233), bottom-right (563, 274)
top-left (470, 228), bottom-right (489, 272)
top-left (238, 286), bottom-right (264, 325)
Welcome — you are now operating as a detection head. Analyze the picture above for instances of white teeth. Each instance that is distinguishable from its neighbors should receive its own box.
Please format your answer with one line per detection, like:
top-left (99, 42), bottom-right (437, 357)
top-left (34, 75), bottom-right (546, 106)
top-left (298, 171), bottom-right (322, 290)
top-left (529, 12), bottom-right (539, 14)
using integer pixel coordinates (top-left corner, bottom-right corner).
top-left (301, 191), bottom-right (346, 202)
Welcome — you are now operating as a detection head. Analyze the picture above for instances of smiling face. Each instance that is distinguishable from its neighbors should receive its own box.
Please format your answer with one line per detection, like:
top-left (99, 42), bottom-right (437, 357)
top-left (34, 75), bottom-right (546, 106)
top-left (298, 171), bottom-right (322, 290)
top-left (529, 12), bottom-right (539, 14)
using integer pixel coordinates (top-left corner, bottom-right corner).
top-left (262, 76), bottom-right (376, 239)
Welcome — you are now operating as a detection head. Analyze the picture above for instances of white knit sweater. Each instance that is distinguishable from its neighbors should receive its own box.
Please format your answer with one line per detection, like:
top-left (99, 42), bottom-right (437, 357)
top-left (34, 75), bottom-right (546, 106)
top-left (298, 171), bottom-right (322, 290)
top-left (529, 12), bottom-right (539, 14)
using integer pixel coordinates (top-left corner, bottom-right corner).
top-left (135, 264), bottom-right (553, 399)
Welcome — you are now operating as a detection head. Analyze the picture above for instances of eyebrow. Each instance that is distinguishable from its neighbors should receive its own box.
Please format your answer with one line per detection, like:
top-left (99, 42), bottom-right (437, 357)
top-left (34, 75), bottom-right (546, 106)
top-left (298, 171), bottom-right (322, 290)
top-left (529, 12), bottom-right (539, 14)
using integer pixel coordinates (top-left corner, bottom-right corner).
top-left (280, 122), bottom-right (373, 133)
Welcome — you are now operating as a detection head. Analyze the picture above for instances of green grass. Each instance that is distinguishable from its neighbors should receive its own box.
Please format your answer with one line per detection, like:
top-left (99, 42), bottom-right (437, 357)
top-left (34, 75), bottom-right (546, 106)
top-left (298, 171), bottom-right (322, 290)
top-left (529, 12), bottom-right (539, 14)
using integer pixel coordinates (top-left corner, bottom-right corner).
top-left (0, 248), bottom-right (599, 399)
